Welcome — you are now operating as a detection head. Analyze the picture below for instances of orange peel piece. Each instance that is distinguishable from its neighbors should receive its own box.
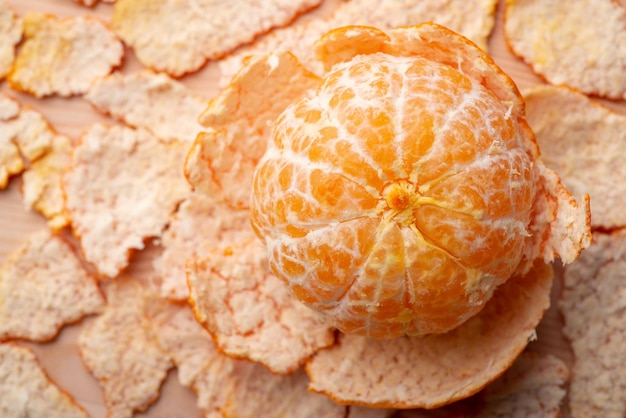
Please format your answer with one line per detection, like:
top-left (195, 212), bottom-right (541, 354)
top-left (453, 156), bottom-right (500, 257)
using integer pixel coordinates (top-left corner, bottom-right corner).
top-left (153, 192), bottom-right (249, 300)
top-left (305, 262), bottom-right (553, 409)
top-left (504, 0), bottom-right (626, 99)
top-left (0, 229), bottom-right (104, 342)
top-left (86, 70), bottom-right (207, 143)
top-left (63, 124), bottom-right (190, 278)
top-left (147, 300), bottom-right (346, 418)
top-left (348, 407), bottom-right (396, 418)
top-left (0, 342), bottom-right (89, 418)
top-left (471, 353), bottom-right (569, 417)
top-left (250, 24), bottom-right (590, 338)
top-left (395, 352), bottom-right (569, 417)
top-left (218, 0), bottom-right (498, 86)
top-left (0, 94), bottom-right (54, 189)
top-left (78, 278), bottom-right (172, 418)
top-left (74, 0), bottom-right (115, 6)
top-left (0, 94), bottom-right (70, 228)
top-left (0, 95), bottom-right (25, 188)
top-left (111, 0), bottom-right (322, 77)
top-left (22, 134), bottom-right (72, 231)
top-left (184, 51), bottom-right (320, 209)
top-left (187, 236), bottom-right (335, 375)
top-left (8, 13), bottom-right (123, 97)
top-left (560, 230), bottom-right (626, 417)
top-left (524, 84), bottom-right (626, 230)
top-left (0, 1), bottom-right (21, 80)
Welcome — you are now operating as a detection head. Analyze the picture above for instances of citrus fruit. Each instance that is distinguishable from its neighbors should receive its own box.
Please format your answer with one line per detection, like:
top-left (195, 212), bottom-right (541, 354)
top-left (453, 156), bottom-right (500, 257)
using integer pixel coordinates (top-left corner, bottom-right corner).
top-left (250, 24), bottom-right (589, 339)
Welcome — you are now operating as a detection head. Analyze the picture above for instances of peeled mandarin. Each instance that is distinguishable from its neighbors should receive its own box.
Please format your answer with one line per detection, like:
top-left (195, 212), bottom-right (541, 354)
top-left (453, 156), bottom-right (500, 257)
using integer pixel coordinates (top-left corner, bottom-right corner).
top-left (251, 24), bottom-right (577, 338)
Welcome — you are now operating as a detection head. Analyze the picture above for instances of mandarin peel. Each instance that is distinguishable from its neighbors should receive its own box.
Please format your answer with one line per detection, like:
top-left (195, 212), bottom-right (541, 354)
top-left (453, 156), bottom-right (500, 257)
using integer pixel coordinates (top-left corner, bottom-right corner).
top-left (250, 23), bottom-right (590, 339)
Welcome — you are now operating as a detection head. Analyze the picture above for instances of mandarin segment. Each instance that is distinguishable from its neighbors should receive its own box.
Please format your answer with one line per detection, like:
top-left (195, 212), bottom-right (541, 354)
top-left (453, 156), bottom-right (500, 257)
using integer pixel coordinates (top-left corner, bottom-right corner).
top-left (251, 24), bottom-right (590, 338)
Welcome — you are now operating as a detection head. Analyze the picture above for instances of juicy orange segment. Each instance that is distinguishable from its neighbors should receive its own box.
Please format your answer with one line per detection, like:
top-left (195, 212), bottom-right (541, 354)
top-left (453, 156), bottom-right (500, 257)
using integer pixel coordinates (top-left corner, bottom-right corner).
top-left (251, 23), bottom-right (590, 338)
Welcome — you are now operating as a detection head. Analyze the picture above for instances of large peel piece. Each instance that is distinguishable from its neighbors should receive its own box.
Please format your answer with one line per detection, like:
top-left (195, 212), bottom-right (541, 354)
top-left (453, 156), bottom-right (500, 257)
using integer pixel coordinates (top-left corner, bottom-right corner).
top-left (78, 278), bottom-right (172, 418)
top-left (185, 51), bottom-right (320, 209)
top-left (64, 124), bottom-right (190, 278)
top-left (306, 262), bottom-right (553, 408)
top-left (147, 300), bottom-right (346, 418)
top-left (218, 0), bottom-right (499, 85)
top-left (0, 342), bottom-right (89, 418)
top-left (504, 0), bottom-right (626, 99)
top-left (560, 230), bottom-right (626, 417)
top-left (111, 0), bottom-right (322, 76)
top-left (187, 236), bottom-right (335, 375)
top-left (0, 229), bottom-right (104, 342)
top-left (524, 84), bottom-right (626, 230)
top-left (8, 13), bottom-right (123, 97)
top-left (0, 1), bottom-right (21, 80)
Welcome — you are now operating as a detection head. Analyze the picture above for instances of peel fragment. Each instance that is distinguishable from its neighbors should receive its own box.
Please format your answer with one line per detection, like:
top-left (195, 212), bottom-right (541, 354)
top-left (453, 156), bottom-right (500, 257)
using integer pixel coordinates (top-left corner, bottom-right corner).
top-left (560, 230), bottom-right (626, 417)
top-left (111, 0), bottom-right (322, 77)
top-left (22, 134), bottom-right (72, 231)
top-left (63, 124), bottom-right (190, 278)
top-left (524, 85), bottom-right (626, 230)
top-left (74, 0), bottom-right (115, 6)
top-left (305, 262), bottom-right (553, 408)
top-left (187, 236), bottom-right (335, 375)
top-left (396, 352), bottom-right (569, 417)
top-left (504, 0), bottom-right (626, 99)
top-left (78, 278), bottom-right (172, 418)
top-left (0, 94), bottom-right (54, 189)
top-left (86, 70), bottom-right (207, 143)
top-left (153, 192), bottom-right (249, 300)
top-left (8, 13), bottom-right (124, 97)
top-left (0, 342), bottom-right (89, 418)
top-left (185, 51), bottom-right (320, 209)
top-left (219, 0), bottom-right (498, 86)
top-left (0, 229), bottom-right (104, 342)
top-left (0, 1), bottom-right (21, 80)
top-left (147, 300), bottom-right (346, 418)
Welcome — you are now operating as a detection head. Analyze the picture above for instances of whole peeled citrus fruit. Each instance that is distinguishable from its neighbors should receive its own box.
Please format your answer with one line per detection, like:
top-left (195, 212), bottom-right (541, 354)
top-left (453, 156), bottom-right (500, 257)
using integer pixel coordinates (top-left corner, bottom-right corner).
top-left (250, 24), bottom-right (580, 338)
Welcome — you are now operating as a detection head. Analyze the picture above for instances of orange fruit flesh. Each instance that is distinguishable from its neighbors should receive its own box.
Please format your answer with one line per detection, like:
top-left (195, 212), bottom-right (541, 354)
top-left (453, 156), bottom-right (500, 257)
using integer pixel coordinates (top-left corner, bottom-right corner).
top-left (251, 51), bottom-right (537, 338)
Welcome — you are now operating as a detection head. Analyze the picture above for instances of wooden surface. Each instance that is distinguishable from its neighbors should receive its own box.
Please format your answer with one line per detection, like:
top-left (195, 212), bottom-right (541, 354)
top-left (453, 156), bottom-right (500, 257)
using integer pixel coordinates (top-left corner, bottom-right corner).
top-left (1, 1), bottom-right (625, 417)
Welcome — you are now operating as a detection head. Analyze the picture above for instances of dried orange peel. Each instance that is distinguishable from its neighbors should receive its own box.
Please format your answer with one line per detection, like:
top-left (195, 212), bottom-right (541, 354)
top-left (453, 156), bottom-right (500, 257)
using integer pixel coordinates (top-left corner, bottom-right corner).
top-left (0, 342), bottom-right (89, 418)
top-left (305, 261), bottom-right (553, 408)
top-left (0, 1), bottom-right (21, 80)
top-left (560, 230), bottom-right (626, 417)
top-left (218, 0), bottom-right (499, 87)
top-left (250, 23), bottom-right (591, 338)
